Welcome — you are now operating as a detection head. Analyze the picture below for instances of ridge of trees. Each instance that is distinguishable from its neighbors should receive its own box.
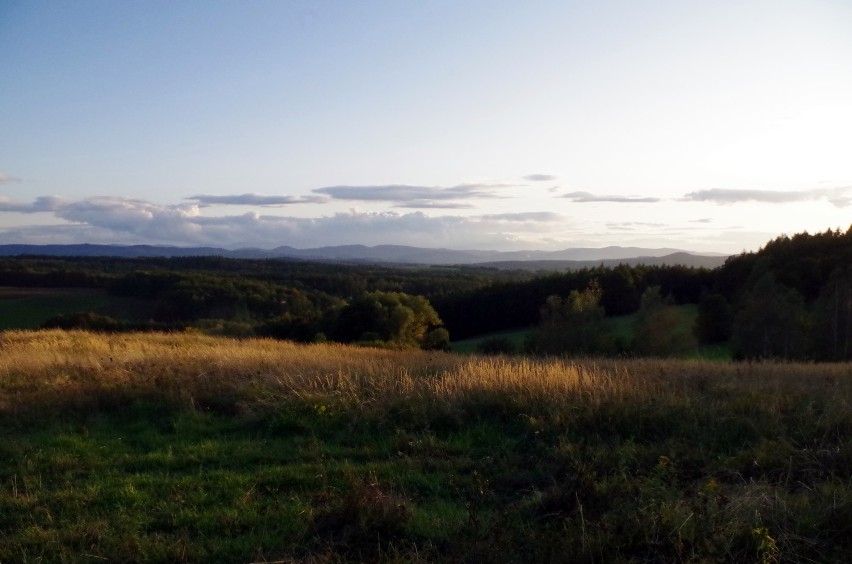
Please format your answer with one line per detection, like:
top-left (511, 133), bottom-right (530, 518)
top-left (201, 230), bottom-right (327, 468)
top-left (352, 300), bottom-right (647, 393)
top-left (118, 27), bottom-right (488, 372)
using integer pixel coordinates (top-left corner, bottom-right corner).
top-left (1, 225), bottom-right (850, 359)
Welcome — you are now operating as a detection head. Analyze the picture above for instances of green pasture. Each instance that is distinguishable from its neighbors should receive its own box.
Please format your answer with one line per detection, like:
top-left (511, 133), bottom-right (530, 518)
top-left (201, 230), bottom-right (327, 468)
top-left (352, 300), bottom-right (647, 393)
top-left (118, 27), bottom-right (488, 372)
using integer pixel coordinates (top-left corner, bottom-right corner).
top-left (0, 287), bottom-right (151, 329)
top-left (452, 304), bottom-right (732, 359)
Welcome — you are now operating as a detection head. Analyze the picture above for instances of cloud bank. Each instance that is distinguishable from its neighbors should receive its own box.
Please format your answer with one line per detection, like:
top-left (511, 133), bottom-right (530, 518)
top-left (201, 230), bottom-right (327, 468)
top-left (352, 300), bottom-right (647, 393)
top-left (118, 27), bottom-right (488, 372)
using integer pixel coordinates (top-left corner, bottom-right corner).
top-left (0, 195), bottom-right (566, 250)
top-left (188, 193), bottom-right (328, 206)
top-left (561, 191), bottom-right (660, 203)
top-left (0, 195), bottom-right (68, 213)
top-left (524, 174), bottom-right (557, 182)
top-left (683, 187), bottom-right (852, 207)
top-left (312, 183), bottom-right (511, 208)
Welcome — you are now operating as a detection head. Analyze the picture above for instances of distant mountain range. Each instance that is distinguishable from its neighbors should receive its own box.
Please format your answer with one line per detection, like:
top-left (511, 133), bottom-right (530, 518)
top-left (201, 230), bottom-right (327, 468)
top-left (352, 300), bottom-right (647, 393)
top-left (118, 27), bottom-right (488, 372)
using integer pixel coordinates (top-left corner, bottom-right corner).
top-left (0, 243), bottom-right (729, 269)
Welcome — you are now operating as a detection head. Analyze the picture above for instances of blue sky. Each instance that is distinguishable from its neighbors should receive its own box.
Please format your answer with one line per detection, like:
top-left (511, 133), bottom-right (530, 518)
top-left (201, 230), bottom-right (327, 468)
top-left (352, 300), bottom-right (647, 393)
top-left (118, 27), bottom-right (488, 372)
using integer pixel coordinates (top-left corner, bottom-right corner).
top-left (2, 0), bottom-right (851, 252)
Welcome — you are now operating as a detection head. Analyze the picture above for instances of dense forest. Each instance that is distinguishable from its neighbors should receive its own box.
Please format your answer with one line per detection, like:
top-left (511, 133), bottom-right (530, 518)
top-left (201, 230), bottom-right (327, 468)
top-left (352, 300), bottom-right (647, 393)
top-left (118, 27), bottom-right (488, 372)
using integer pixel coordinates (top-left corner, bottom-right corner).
top-left (1, 226), bottom-right (850, 360)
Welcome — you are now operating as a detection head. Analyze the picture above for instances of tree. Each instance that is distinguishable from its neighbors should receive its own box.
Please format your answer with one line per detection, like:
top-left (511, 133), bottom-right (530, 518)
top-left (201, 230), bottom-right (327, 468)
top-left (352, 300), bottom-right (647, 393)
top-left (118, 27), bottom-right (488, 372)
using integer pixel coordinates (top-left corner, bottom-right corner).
top-left (731, 273), bottom-right (810, 360)
top-left (422, 327), bottom-right (451, 351)
top-left (694, 293), bottom-right (733, 344)
top-left (525, 281), bottom-right (614, 355)
top-left (633, 286), bottom-right (697, 356)
top-left (813, 267), bottom-right (852, 361)
top-left (333, 291), bottom-right (447, 349)
top-left (599, 265), bottom-right (641, 315)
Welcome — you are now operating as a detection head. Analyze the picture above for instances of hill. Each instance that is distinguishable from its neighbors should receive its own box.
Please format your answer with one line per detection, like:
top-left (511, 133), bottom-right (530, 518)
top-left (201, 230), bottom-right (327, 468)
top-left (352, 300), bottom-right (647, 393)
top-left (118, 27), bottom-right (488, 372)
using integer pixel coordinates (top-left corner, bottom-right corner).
top-left (0, 243), bottom-right (726, 267)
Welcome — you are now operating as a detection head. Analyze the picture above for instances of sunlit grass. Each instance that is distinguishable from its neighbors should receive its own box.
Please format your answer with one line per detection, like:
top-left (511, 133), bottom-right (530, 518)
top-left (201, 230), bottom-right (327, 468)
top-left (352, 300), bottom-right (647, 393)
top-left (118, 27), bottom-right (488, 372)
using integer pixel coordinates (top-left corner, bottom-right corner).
top-left (1, 330), bottom-right (851, 562)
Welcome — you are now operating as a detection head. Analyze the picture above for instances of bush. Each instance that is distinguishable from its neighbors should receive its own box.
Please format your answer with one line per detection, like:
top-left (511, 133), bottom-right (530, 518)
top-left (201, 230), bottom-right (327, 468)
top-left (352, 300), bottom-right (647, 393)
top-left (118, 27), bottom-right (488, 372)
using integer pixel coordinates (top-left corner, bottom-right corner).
top-left (41, 311), bottom-right (122, 332)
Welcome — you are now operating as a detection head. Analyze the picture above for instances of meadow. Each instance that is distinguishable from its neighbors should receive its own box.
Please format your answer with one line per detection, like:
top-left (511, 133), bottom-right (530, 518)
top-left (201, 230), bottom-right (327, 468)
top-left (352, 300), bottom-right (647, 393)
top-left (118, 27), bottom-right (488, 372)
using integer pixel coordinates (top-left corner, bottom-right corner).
top-left (1, 330), bottom-right (851, 562)
top-left (0, 288), bottom-right (112, 330)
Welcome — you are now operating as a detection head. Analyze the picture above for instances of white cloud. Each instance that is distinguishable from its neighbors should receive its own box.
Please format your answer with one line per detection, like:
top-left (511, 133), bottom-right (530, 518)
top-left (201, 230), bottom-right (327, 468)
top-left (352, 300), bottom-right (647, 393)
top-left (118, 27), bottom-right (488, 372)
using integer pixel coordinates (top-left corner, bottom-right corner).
top-left (480, 212), bottom-right (563, 222)
top-left (0, 195), bottom-right (68, 213)
top-left (682, 187), bottom-right (852, 207)
top-left (188, 193), bottom-right (328, 206)
top-left (312, 183), bottom-right (512, 208)
top-left (0, 195), bottom-right (571, 250)
top-left (561, 191), bottom-right (660, 203)
top-left (524, 174), bottom-right (558, 182)
top-left (0, 174), bottom-right (22, 185)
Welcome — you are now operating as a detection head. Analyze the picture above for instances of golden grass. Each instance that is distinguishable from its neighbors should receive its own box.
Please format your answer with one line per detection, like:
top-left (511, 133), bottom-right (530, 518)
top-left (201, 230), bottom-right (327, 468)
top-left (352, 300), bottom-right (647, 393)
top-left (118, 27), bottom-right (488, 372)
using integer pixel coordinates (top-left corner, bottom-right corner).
top-left (1, 329), bottom-right (851, 417)
top-left (2, 330), bottom-right (851, 562)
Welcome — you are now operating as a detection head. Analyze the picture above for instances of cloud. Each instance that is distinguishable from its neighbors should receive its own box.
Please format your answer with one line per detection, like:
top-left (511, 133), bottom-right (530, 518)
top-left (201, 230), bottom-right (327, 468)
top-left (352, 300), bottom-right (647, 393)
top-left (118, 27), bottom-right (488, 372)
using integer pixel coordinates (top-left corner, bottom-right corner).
top-left (524, 174), bottom-right (557, 182)
top-left (312, 183), bottom-right (509, 207)
top-left (394, 202), bottom-right (475, 209)
top-left (604, 221), bottom-right (667, 233)
top-left (0, 195), bottom-right (568, 250)
top-left (481, 212), bottom-right (563, 222)
top-left (187, 193), bottom-right (328, 206)
top-left (606, 221), bottom-right (666, 228)
top-left (682, 187), bottom-right (852, 207)
top-left (0, 174), bottom-right (22, 184)
top-left (561, 191), bottom-right (660, 203)
top-left (0, 196), bottom-right (68, 213)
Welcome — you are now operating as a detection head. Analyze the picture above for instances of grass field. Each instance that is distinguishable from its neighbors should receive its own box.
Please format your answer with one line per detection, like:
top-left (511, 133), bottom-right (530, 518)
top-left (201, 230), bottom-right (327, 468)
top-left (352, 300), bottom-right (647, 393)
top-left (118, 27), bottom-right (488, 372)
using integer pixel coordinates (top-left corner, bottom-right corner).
top-left (450, 327), bottom-right (531, 354)
top-left (0, 287), bottom-right (154, 330)
top-left (0, 288), bottom-right (112, 330)
top-left (1, 330), bottom-right (850, 562)
top-left (452, 305), bottom-right (734, 360)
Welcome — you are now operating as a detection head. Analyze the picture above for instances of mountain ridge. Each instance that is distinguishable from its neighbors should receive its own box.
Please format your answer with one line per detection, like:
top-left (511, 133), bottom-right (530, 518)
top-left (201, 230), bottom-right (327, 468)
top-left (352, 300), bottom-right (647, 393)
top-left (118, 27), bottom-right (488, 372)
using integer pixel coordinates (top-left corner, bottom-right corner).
top-left (0, 243), bottom-right (728, 269)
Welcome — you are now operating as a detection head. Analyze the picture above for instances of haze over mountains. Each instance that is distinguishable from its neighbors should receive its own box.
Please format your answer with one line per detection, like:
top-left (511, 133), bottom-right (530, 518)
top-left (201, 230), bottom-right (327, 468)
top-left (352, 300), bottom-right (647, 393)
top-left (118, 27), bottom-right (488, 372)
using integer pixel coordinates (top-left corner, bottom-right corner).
top-left (0, 244), bottom-right (728, 270)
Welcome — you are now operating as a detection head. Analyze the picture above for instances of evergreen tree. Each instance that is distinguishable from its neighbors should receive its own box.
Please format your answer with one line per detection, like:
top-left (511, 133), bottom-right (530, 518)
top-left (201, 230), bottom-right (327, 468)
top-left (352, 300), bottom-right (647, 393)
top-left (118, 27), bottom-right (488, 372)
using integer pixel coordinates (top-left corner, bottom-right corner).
top-left (731, 273), bottom-right (810, 360)
top-left (814, 267), bottom-right (852, 361)
top-left (694, 293), bottom-right (733, 344)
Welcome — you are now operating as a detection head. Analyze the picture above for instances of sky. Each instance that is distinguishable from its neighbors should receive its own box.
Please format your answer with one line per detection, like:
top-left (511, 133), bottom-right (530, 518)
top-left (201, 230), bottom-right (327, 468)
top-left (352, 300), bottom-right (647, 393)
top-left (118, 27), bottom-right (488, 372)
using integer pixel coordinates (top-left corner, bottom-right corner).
top-left (1, 0), bottom-right (851, 254)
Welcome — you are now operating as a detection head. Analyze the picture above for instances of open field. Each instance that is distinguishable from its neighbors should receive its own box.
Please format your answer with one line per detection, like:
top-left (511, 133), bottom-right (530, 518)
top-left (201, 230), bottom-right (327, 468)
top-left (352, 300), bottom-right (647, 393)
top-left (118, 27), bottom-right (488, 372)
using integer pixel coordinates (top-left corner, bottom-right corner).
top-left (1, 330), bottom-right (851, 562)
top-left (450, 327), bottom-right (531, 354)
top-left (451, 305), bottom-right (734, 360)
top-left (0, 287), bottom-right (153, 330)
top-left (0, 288), bottom-right (112, 330)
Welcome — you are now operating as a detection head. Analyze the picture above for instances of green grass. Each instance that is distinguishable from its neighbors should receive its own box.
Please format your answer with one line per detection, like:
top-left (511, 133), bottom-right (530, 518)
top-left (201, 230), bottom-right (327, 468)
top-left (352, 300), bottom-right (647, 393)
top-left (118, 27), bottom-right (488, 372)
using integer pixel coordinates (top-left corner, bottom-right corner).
top-left (453, 305), bottom-right (712, 358)
top-left (0, 288), bottom-right (109, 329)
top-left (0, 287), bottom-right (151, 329)
top-left (605, 311), bottom-right (640, 343)
top-left (450, 327), bottom-right (531, 353)
top-left (5, 389), bottom-right (850, 562)
top-left (1, 331), bottom-right (851, 562)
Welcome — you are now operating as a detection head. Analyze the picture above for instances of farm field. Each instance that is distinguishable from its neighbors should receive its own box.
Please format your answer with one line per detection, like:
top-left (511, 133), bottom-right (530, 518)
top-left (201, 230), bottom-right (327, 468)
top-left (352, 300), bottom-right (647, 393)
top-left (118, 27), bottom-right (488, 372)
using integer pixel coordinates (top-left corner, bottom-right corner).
top-left (1, 330), bottom-right (850, 562)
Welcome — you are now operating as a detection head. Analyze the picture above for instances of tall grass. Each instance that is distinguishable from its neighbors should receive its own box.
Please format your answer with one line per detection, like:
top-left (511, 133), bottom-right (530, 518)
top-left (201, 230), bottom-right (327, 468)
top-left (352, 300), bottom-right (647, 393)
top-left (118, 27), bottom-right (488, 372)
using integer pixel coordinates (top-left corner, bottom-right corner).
top-left (3, 329), bottom-right (850, 416)
top-left (2, 330), bottom-right (851, 561)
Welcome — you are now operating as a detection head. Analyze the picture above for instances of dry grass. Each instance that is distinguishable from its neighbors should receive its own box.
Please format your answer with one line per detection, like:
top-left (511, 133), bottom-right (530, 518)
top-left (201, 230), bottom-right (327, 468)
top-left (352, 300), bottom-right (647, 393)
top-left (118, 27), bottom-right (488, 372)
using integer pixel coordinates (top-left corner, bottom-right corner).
top-left (2, 329), bottom-right (851, 418)
top-left (2, 330), bottom-right (852, 561)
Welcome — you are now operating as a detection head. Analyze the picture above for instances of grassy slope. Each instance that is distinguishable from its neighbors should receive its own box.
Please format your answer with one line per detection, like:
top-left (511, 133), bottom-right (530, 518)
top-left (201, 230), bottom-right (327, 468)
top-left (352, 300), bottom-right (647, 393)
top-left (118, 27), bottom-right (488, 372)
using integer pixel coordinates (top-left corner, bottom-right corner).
top-left (0, 288), bottom-right (111, 329)
top-left (2, 331), bottom-right (850, 562)
top-left (453, 304), bottom-right (733, 359)
top-left (0, 287), bottom-right (153, 329)
top-left (450, 327), bottom-right (531, 354)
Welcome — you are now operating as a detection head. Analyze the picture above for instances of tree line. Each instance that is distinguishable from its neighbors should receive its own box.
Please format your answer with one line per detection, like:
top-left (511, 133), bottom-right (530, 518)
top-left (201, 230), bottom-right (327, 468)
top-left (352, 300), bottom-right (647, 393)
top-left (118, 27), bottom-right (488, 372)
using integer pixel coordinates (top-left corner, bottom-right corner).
top-left (2, 225), bottom-right (850, 359)
top-left (511, 227), bottom-right (852, 361)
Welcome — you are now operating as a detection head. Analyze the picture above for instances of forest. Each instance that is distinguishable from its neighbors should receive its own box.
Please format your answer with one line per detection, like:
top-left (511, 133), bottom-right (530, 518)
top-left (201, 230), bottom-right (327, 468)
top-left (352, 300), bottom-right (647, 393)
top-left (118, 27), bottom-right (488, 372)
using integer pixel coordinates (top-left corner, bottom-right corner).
top-left (1, 226), bottom-right (850, 361)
